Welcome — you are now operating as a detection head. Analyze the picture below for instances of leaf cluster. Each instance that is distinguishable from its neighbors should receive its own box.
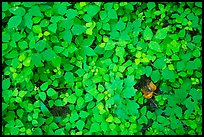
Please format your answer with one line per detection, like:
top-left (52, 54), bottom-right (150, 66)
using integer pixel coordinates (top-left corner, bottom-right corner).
top-left (2, 2), bottom-right (202, 135)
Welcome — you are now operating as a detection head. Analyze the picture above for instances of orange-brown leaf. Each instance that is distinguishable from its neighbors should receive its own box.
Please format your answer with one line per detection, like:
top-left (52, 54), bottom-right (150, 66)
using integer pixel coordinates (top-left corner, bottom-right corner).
top-left (141, 81), bottom-right (157, 99)
top-left (148, 81), bottom-right (157, 91)
top-left (143, 92), bottom-right (153, 99)
top-left (141, 88), bottom-right (151, 94)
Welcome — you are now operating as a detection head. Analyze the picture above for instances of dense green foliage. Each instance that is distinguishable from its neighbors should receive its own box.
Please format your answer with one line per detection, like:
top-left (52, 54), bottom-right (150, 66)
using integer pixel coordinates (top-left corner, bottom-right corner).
top-left (2, 2), bottom-right (202, 135)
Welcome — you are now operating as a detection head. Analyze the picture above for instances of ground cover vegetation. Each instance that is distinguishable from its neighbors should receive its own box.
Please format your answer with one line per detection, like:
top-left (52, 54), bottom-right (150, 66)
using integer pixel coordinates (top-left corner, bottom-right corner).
top-left (2, 2), bottom-right (202, 135)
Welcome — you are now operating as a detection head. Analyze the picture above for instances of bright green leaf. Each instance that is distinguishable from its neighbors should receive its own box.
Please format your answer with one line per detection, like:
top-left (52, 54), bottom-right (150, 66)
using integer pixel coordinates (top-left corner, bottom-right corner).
top-left (46, 88), bottom-right (57, 97)
top-left (149, 41), bottom-right (162, 52)
top-left (39, 92), bottom-right (46, 102)
top-left (67, 94), bottom-right (77, 104)
top-left (76, 120), bottom-right (85, 131)
top-left (143, 26), bottom-right (153, 40)
top-left (155, 29), bottom-right (167, 39)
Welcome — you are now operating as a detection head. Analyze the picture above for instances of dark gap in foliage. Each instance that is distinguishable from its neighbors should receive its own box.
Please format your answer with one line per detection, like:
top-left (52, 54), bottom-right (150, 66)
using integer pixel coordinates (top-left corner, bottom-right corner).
top-left (2, 2), bottom-right (202, 135)
top-left (2, 17), bottom-right (10, 28)
top-left (90, 38), bottom-right (97, 50)
top-left (187, 29), bottom-right (199, 38)
top-left (142, 119), bottom-right (153, 135)
top-left (135, 75), bottom-right (161, 112)
top-left (149, 26), bottom-right (157, 34)
top-left (42, 96), bottom-right (70, 117)
top-left (161, 112), bottom-right (166, 116)
top-left (145, 97), bottom-right (158, 112)
top-left (134, 75), bottom-right (149, 89)
top-left (92, 97), bottom-right (97, 103)
top-left (27, 96), bottom-right (36, 104)
top-left (83, 90), bottom-right (86, 95)
top-left (163, 20), bottom-right (169, 27)
top-left (125, 55), bottom-right (135, 63)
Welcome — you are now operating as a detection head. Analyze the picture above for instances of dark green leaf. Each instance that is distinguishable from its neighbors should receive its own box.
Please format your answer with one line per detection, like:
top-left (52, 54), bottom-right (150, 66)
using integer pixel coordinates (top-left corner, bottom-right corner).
top-left (29, 6), bottom-right (43, 17)
top-left (57, 3), bottom-right (67, 16)
top-left (2, 32), bottom-right (10, 42)
top-left (40, 19), bottom-right (49, 27)
top-left (195, 2), bottom-right (202, 8)
top-left (162, 68), bottom-right (175, 80)
top-left (151, 70), bottom-right (160, 83)
top-left (40, 102), bottom-right (51, 116)
top-left (116, 20), bottom-right (126, 31)
top-left (8, 16), bottom-right (22, 29)
top-left (123, 87), bottom-right (137, 98)
top-left (71, 25), bottom-right (86, 35)
top-left (31, 53), bottom-right (43, 67)
top-left (48, 23), bottom-right (57, 33)
top-left (3, 78), bottom-right (10, 90)
top-left (34, 40), bottom-right (47, 52)
top-left (108, 9), bottom-right (118, 19)
top-left (70, 110), bottom-right (79, 123)
top-left (147, 2), bottom-right (156, 10)
top-left (87, 5), bottom-right (100, 17)
top-left (66, 9), bottom-right (78, 19)
top-left (64, 72), bottom-right (74, 83)
top-left (42, 49), bottom-right (57, 61)
top-left (75, 69), bottom-right (85, 77)
top-left (62, 30), bottom-right (72, 44)
top-left (145, 66), bottom-right (152, 77)
top-left (153, 57), bottom-right (166, 69)
top-left (77, 97), bottom-right (84, 107)
top-left (51, 56), bottom-right (61, 68)
top-left (2, 2), bottom-right (9, 11)
top-left (24, 13), bottom-right (33, 29)
top-left (127, 100), bottom-right (139, 115)
top-left (85, 93), bottom-right (93, 102)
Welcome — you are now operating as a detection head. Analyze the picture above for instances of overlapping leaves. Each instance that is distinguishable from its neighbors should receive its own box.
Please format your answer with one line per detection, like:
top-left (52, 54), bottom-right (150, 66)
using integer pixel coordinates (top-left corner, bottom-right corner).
top-left (2, 2), bottom-right (202, 136)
